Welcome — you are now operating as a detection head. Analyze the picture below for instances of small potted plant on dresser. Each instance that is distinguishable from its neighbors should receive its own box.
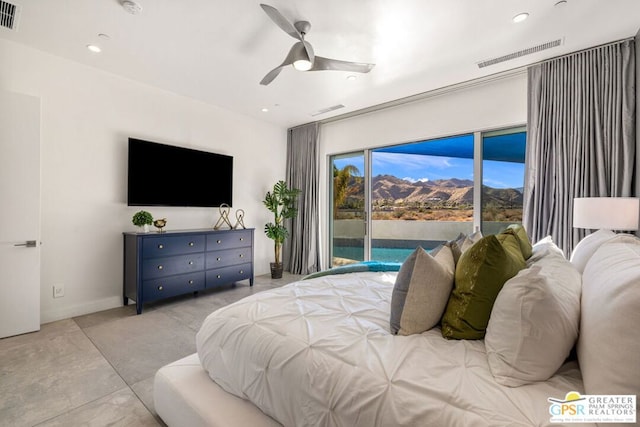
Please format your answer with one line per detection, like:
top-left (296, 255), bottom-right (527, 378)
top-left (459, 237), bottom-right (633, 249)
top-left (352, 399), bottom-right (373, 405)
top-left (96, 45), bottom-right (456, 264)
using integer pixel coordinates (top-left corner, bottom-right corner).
top-left (132, 210), bottom-right (153, 233)
top-left (263, 180), bottom-right (300, 279)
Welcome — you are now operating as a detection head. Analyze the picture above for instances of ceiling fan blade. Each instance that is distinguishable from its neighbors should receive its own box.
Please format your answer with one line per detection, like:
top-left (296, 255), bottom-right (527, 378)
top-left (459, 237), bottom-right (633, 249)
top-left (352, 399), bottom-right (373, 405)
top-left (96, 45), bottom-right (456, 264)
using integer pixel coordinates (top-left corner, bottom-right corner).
top-left (260, 66), bottom-right (285, 85)
top-left (260, 4), bottom-right (302, 40)
top-left (310, 56), bottom-right (375, 73)
top-left (260, 46), bottom-right (297, 85)
top-left (260, 4), bottom-right (314, 63)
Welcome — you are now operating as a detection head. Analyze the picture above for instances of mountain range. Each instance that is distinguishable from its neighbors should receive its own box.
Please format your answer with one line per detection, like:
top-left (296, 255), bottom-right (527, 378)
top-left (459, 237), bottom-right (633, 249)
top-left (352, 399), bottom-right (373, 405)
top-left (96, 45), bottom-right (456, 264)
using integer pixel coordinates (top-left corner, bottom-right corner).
top-left (346, 175), bottom-right (523, 207)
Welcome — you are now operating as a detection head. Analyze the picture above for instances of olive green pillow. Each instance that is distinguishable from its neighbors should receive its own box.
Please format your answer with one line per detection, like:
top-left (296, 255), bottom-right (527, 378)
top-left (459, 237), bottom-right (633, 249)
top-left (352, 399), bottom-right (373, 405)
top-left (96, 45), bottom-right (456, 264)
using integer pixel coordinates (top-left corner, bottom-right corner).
top-left (505, 224), bottom-right (533, 260)
top-left (441, 234), bottom-right (526, 340)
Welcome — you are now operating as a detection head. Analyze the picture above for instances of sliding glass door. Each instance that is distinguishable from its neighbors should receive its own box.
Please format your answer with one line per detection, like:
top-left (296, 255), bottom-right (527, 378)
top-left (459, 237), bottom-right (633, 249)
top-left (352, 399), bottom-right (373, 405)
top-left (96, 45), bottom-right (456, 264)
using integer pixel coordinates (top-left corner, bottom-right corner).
top-left (370, 134), bottom-right (475, 262)
top-left (481, 127), bottom-right (527, 234)
top-left (330, 152), bottom-right (367, 266)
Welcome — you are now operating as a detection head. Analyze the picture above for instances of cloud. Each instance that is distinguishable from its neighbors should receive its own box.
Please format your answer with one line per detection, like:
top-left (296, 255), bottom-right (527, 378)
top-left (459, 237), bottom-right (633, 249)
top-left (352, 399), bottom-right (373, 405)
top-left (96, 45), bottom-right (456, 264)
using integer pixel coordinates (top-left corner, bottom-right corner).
top-left (373, 152), bottom-right (452, 170)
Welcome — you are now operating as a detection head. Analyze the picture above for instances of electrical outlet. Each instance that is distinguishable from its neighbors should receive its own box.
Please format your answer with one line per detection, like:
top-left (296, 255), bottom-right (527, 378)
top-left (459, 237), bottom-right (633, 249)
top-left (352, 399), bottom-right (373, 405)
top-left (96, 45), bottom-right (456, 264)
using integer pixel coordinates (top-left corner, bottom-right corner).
top-left (53, 284), bottom-right (64, 298)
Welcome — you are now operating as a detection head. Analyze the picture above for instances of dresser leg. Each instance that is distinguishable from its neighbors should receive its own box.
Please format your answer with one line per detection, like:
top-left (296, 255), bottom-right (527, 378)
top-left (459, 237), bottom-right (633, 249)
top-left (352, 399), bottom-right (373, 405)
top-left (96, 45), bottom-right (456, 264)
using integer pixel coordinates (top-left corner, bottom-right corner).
top-left (123, 296), bottom-right (129, 306)
top-left (136, 301), bottom-right (142, 315)
top-left (250, 276), bottom-right (254, 287)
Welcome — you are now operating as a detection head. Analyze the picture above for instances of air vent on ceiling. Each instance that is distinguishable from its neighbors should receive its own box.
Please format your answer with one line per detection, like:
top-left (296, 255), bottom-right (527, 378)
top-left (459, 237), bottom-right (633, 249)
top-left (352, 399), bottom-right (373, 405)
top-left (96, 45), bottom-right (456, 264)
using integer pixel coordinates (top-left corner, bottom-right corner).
top-left (311, 104), bottom-right (345, 117)
top-left (477, 39), bottom-right (564, 68)
top-left (0, 0), bottom-right (19, 31)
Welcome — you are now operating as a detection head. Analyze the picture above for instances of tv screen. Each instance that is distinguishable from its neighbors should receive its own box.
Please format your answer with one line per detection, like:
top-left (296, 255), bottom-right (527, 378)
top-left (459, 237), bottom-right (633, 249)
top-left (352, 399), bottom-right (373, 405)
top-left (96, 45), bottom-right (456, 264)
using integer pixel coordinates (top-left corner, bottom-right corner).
top-left (127, 138), bottom-right (233, 207)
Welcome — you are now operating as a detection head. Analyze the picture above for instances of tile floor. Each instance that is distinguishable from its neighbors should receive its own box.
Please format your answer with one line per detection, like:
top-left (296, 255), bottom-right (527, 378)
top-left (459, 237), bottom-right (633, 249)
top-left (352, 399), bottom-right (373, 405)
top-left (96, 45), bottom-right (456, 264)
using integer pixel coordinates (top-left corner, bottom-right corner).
top-left (0, 273), bottom-right (303, 427)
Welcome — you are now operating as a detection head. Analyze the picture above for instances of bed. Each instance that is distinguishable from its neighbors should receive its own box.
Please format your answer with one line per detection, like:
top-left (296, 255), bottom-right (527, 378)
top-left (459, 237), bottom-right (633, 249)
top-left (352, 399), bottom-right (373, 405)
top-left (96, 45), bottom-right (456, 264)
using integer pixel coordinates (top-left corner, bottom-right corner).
top-left (154, 230), bottom-right (640, 427)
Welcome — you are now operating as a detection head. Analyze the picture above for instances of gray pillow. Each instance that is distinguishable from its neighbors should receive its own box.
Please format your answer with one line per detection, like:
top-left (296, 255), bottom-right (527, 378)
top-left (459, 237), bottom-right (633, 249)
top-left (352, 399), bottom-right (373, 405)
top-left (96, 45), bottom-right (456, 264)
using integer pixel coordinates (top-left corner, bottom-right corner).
top-left (398, 248), bottom-right (455, 335)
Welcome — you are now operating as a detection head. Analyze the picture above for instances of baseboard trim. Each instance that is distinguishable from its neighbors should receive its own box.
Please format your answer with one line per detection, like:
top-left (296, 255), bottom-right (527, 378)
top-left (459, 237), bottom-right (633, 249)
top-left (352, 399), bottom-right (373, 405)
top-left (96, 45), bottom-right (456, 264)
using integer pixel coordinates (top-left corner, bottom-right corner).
top-left (41, 296), bottom-right (122, 324)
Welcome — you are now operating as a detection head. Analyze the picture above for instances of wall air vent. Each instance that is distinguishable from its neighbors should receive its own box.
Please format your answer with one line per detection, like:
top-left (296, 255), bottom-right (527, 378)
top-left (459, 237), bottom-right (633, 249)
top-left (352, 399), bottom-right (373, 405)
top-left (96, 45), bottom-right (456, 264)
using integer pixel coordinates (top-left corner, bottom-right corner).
top-left (477, 38), bottom-right (564, 68)
top-left (311, 104), bottom-right (345, 117)
top-left (0, 0), bottom-right (19, 31)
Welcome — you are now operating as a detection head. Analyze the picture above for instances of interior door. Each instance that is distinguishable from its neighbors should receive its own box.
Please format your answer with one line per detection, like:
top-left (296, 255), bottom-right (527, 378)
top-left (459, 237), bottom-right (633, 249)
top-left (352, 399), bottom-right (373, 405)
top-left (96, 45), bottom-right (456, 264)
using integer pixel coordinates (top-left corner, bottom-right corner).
top-left (0, 91), bottom-right (41, 338)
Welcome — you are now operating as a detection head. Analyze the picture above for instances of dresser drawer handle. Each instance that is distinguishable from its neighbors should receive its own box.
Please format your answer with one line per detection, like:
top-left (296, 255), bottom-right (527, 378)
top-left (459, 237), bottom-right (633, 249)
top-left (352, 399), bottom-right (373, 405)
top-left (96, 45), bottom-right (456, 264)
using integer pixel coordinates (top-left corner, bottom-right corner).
top-left (189, 242), bottom-right (194, 247)
top-left (188, 261), bottom-right (194, 265)
top-left (239, 270), bottom-right (244, 274)
top-left (216, 240), bottom-right (222, 244)
top-left (239, 254), bottom-right (243, 258)
top-left (188, 280), bottom-right (194, 285)
top-left (158, 265), bottom-right (163, 270)
top-left (216, 257), bottom-right (221, 261)
top-left (240, 237), bottom-right (244, 241)
top-left (158, 285), bottom-right (164, 291)
top-left (216, 274), bottom-right (221, 279)
top-left (158, 244), bottom-right (164, 249)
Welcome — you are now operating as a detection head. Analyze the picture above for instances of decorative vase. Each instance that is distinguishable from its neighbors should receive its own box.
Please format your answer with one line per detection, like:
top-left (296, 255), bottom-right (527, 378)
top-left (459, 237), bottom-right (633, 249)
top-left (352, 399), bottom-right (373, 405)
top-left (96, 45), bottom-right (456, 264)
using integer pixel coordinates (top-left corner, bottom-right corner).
top-left (142, 224), bottom-right (150, 233)
top-left (270, 262), bottom-right (283, 279)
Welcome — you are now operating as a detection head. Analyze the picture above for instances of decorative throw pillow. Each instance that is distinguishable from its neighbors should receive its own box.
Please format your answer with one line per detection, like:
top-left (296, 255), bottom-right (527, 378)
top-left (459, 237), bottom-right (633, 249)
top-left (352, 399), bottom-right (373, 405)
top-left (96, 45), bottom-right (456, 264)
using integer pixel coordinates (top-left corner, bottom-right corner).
top-left (441, 234), bottom-right (526, 340)
top-left (398, 248), bottom-right (455, 335)
top-left (458, 230), bottom-right (483, 253)
top-left (505, 224), bottom-right (533, 260)
top-left (485, 248), bottom-right (581, 387)
top-left (578, 235), bottom-right (640, 399)
top-left (569, 229), bottom-right (616, 273)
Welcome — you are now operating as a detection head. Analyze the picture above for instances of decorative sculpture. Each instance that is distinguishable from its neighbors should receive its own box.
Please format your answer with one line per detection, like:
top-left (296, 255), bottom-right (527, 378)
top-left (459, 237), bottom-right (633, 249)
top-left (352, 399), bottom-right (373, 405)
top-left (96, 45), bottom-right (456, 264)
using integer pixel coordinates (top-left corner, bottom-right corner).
top-left (233, 209), bottom-right (246, 229)
top-left (213, 204), bottom-right (233, 230)
top-left (153, 218), bottom-right (167, 232)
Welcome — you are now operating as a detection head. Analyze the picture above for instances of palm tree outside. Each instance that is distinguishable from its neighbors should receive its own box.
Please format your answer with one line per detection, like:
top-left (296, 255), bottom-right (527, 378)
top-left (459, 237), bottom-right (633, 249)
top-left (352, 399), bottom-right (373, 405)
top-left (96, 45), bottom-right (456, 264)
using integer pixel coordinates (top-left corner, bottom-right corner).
top-left (333, 164), bottom-right (361, 219)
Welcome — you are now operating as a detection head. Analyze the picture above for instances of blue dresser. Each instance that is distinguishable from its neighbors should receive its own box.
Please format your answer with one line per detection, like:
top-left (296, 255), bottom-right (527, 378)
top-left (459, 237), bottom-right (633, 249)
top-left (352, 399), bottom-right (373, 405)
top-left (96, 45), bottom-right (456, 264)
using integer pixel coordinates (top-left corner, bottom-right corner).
top-left (123, 228), bottom-right (254, 314)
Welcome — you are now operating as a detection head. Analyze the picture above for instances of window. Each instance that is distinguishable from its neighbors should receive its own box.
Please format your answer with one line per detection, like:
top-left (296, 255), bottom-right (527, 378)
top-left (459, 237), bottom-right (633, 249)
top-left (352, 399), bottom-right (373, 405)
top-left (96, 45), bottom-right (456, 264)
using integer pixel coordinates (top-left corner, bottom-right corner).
top-left (328, 127), bottom-right (526, 267)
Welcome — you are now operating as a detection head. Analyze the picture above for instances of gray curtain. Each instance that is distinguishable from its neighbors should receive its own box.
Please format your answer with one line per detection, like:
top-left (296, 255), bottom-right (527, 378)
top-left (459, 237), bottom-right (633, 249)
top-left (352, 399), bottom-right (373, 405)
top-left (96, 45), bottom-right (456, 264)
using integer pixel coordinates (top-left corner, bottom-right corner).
top-left (283, 122), bottom-right (321, 274)
top-left (524, 40), bottom-right (636, 256)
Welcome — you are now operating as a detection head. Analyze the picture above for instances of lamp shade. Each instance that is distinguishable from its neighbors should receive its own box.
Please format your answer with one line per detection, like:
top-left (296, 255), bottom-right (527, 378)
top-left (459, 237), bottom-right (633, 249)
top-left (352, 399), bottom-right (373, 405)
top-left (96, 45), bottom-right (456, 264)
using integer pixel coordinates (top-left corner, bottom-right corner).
top-left (573, 197), bottom-right (640, 230)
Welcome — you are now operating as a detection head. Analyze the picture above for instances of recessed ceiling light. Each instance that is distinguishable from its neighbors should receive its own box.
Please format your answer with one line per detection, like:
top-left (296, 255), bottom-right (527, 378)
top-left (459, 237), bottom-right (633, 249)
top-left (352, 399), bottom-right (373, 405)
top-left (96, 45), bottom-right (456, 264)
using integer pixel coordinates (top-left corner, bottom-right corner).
top-left (121, 0), bottom-right (142, 15)
top-left (346, 75), bottom-right (357, 81)
top-left (512, 12), bottom-right (529, 23)
top-left (86, 44), bottom-right (101, 53)
top-left (261, 108), bottom-right (269, 113)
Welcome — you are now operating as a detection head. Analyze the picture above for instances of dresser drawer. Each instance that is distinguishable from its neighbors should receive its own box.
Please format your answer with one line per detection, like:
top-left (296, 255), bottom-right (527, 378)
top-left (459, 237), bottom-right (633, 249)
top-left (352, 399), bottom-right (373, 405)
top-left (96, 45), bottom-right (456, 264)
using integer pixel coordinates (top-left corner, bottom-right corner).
top-left (206, 263), bottom-right (252, 287)
top-left (206, 230), bottom-right (252, 251)
top-left (143, 272), bottom-right (205, 301)
top-left (142, 253), bottom-right (205, 279)
top-left (206, 247), bottom-right (251, 269)
top-left (142, 235), bottom-right (205, 258)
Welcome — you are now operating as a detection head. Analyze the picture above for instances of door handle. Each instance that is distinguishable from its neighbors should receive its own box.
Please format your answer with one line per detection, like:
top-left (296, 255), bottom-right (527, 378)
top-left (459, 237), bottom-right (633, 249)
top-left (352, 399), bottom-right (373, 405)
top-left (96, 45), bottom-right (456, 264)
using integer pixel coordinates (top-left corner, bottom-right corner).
top-left (14, 240), bottom-right (37, 248)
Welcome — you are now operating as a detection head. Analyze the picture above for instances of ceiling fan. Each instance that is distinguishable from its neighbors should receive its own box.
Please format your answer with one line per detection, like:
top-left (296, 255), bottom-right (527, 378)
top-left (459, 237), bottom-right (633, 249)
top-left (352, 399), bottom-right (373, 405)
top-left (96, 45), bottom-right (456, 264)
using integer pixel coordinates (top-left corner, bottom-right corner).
top-left (259, 4), bottom-right (375, 85)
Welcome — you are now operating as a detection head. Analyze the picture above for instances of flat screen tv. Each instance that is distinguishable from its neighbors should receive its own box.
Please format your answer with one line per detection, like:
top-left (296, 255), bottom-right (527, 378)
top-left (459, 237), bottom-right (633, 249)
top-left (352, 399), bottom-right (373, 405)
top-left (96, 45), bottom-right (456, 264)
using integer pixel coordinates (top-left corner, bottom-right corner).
top-left (127, 138), bottom-right (233, 207)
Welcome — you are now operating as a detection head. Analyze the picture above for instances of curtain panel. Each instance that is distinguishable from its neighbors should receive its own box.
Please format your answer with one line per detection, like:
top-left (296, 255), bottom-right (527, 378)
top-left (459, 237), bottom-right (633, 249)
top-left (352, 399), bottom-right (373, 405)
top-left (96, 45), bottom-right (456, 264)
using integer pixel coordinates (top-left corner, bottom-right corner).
top-left (283, 122), bottom-right (321, 274)
top-left (524, 40), bottom-right (636, 255)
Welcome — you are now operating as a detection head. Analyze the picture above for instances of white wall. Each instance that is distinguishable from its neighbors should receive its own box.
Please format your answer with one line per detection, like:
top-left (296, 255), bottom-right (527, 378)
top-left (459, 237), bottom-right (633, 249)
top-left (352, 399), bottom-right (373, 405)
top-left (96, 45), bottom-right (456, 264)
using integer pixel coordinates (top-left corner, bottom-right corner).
top-left (319, 72), bottom-right (528, 267)
top-left (0, 39), bottom-right (287, 323)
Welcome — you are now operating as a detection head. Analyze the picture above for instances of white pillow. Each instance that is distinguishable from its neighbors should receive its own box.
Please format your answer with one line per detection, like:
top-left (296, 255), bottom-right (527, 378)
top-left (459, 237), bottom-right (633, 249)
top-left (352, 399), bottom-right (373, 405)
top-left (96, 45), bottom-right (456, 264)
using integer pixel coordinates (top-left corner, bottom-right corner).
top-left (569, 229), bottom-right (616, 273)
top-left (527, 235), bottom-right (564, 265)
top-left (485, 248), bottom-right (581, 387)
top-left (578, 235), bottom-right (640, 399)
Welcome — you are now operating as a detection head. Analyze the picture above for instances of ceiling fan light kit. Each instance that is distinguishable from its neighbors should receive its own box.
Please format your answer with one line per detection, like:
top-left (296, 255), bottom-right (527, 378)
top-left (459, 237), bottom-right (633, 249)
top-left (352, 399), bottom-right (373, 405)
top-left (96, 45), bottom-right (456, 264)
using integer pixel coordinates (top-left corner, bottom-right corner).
top-left (259, 3), bottom-right (375, 85)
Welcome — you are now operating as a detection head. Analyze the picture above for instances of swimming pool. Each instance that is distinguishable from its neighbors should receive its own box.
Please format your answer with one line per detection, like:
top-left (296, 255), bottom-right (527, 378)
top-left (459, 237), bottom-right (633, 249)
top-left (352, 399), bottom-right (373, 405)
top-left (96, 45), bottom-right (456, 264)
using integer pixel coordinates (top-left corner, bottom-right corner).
top-left (333, 246), bottom-right (419, 263)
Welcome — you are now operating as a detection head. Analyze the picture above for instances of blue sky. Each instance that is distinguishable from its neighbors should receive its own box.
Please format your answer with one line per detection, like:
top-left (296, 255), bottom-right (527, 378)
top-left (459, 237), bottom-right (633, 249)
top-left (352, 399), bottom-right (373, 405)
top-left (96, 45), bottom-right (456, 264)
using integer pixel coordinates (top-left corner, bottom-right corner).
top-left (334, 153), bottom-right (524, 189)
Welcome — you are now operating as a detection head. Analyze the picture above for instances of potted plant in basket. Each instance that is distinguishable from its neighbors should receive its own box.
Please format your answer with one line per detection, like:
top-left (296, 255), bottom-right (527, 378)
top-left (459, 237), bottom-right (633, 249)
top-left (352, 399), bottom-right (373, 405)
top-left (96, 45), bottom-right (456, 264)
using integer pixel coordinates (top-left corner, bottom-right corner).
top-left (263, 180), bottom-right (301, 279)
top-left (132, 210), bottom-right (153, 233)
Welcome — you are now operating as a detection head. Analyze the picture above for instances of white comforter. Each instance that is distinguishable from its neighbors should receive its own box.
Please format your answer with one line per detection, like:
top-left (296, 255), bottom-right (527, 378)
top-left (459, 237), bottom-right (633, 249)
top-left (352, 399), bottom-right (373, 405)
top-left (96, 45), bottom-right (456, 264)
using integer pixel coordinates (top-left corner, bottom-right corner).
top-left (196, 272), bottom-right (588, 427)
